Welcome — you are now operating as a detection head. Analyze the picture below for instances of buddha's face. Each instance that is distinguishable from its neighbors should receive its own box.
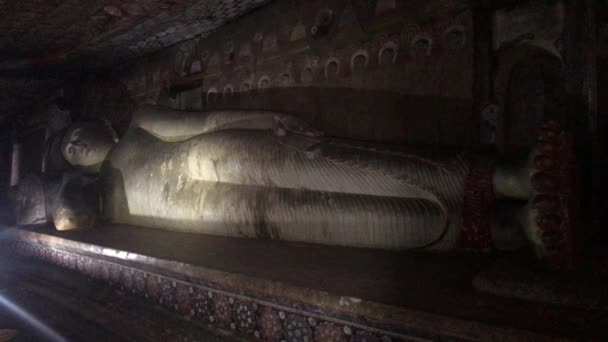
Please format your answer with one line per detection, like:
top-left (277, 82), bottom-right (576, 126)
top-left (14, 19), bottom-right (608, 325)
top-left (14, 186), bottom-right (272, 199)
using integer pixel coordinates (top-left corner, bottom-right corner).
top-left (62, 122), bottom-right (116, 167)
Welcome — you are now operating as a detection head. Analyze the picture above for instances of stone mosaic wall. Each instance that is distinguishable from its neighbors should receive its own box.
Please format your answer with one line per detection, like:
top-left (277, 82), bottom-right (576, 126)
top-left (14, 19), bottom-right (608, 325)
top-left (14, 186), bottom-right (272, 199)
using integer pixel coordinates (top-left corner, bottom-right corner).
top-left (98, 0), bottom-right (475, 146)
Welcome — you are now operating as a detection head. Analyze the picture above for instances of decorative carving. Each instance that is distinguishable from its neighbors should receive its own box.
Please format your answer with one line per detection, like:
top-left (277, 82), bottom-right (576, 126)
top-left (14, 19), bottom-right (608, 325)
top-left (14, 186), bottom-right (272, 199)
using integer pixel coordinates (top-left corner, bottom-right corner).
top-left (258, 76), bottom-right (271, 89)
top-left (133, 270), bottom-right (147, 295)
top-left (351, 49), bottom-right (369, 73)
top-left (411, 33), bottom-right (433, 58)
top-left (192, 287), bottom-right (212, 322)
top-left (257, 307), bottom-right (284, 341)
top-left (234, 301), bottom-right (257, 334)
top-left (206, 88), bottom-right (218, 104)
top-left (280, 73), bottom-right (292, 86)
top-left (315, 322), bottom-right (348, 341)
top-left (378, 41), bottom-right (398, 65)
top-left (301, 67), bottom-right (314, 83)
top-left (353, 330), bottom-right (381, 342)
top-left (460, 159), bottom-right (495, 251)
top-left (290, 22), bottom-right (307, 42)
top-left (159, 278), bottom-right (176, 309)
top-left (284, 313), bottom-right (314, 342)
top-left (119, 268), bottom-right (135, 293)
top-left (211, 294), bottom-right (233, 328)
top-left (223, 84), bottom-right (234, 97)
top-left (263, 33), bottom-right (278, 52)
top-left (444, 25), bottom-right (466, 50)
top-left (401, 24), bottom-right (420, 46)
top-left (310, 9), bottom-right (335, 38)
top-left (146, 274), bottom-right (162, 303)
top-left (480, 104), bottom-right (500, 145)
top-left (528, 121), bottom-right (579, 269)
top-left (324, 57), bottom-right (341, 80)
top-left (174, 282), bottom-right (193, 316)
top-left (240, 81), bottom-right (252, 92)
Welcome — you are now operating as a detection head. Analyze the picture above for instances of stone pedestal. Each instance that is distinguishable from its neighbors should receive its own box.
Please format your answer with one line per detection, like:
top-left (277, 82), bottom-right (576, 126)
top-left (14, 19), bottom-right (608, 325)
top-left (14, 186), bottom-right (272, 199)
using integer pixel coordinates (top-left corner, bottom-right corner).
top-left (1, 225), bottom-right (605, 340)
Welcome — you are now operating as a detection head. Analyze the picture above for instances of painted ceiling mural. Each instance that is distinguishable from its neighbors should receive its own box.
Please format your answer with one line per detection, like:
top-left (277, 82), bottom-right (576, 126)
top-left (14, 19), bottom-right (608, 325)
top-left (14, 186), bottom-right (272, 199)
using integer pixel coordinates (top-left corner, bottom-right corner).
top-left (104, 0), bottom-right (474, 145)
top-left (0, 0), bottom-right (475, 132)
top-left (0, 0), bottom-right (272, 123)
top-left (123, 0), bottom-right (473, 103)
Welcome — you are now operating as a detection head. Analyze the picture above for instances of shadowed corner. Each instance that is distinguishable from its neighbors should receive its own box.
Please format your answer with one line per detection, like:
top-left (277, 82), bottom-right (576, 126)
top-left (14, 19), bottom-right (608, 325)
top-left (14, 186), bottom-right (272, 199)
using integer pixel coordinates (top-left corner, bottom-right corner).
top-left (0, 329), bottom-right (17, 342)
top-left (0, 294), bottom-right (67, 342)
top-left (0, 235), bottom-right (67, 342)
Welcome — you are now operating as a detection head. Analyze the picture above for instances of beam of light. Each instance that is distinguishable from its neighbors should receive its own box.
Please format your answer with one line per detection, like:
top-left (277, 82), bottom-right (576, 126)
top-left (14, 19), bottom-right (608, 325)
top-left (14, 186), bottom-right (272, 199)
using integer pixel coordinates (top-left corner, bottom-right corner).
top-left (0, 293), bottom-right (67, 342)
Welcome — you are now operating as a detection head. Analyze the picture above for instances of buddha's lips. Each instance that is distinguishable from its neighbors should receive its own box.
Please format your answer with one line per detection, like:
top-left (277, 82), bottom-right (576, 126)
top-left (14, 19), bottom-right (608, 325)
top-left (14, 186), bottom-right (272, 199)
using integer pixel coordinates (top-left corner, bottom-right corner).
top-left (76, 146), bottom-right (91, 156)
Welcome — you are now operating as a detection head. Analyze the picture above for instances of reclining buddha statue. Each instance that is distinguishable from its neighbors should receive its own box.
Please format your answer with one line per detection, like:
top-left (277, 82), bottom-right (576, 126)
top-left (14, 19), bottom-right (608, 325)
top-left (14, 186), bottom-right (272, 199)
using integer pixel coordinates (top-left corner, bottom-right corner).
top-left (32, 105), bottom-right (576, 267)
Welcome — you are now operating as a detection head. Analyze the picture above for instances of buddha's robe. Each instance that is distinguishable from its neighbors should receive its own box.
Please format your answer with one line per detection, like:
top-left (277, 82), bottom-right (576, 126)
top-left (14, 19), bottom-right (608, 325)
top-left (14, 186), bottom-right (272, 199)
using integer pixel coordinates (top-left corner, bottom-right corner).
top-left (102, 108), bottom-right (473, 250)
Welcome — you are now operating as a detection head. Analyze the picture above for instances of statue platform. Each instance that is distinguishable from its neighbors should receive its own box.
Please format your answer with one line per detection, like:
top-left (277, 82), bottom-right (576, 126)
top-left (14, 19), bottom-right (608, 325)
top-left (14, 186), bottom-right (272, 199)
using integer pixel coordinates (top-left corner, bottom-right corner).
top-left (1, 224), bottom-right (606, 340)
top-left (0, 246), bottom-right (231, 341)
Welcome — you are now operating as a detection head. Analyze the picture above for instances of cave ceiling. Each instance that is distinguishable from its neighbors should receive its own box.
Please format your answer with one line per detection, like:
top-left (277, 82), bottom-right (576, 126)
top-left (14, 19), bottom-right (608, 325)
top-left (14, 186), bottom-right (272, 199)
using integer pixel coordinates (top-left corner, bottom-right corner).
top-left (0, 0), bottom-right (272, 124)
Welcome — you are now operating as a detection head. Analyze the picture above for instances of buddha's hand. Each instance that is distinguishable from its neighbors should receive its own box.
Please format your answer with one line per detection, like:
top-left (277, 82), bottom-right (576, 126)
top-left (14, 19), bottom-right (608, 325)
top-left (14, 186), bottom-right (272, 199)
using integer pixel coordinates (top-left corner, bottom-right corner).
top-left (52, 174), bottom-right (99, 232)
top-left (53, 204), bottom-right (93, 231)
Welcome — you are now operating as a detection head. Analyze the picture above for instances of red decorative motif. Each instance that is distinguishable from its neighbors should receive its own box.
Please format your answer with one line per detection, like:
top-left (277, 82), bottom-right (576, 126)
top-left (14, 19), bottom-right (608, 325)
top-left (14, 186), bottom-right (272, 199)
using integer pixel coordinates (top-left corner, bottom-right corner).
top-left (315, 323), bottom-right (348, 342)
top-left (531, 121), bottom-right (580, 269)
top-left (159, 278), bottom-right (176, 309)
top-left (211, 294), bottom-right (233, 328)
top-left (146, 275), bottom-right (162, 303)
top-left (234, 301), bottom-right (257, 334)
top-left (133, 271), bottom-right (147, 295)
top-left (192, 288), bottom-right (212, 322)
top-left (175, 282), bottom-right (193, 316)
top-left (109, 264), bottom-right (122, 286)
top-left (120, 268), bottom-right (135, 293)
top-left (257, 307), bottom-right (284, 341)
top-left (460, 158), bottom-right (495, 251)
top-left (100, 263), bottom-right (111, 282)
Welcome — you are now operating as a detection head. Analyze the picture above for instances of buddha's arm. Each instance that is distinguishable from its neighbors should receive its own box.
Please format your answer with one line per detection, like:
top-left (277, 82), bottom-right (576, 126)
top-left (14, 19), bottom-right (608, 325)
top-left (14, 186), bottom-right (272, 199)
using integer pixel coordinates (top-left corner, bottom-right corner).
top-left (131, 105), bottom-right (322, 142)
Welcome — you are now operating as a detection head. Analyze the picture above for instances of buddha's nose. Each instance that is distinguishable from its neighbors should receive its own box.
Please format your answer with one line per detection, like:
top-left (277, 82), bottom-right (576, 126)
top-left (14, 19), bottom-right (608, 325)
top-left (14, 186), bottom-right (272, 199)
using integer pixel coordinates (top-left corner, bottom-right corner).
top-left (74, 142), bottom-right (88, 153)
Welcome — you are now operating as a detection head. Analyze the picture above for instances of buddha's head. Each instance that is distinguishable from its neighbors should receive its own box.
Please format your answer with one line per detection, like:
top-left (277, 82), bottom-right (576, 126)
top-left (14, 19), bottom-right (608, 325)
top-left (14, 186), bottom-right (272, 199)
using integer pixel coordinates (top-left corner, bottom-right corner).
top-left (61, 121), bottom-right (117, 169)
